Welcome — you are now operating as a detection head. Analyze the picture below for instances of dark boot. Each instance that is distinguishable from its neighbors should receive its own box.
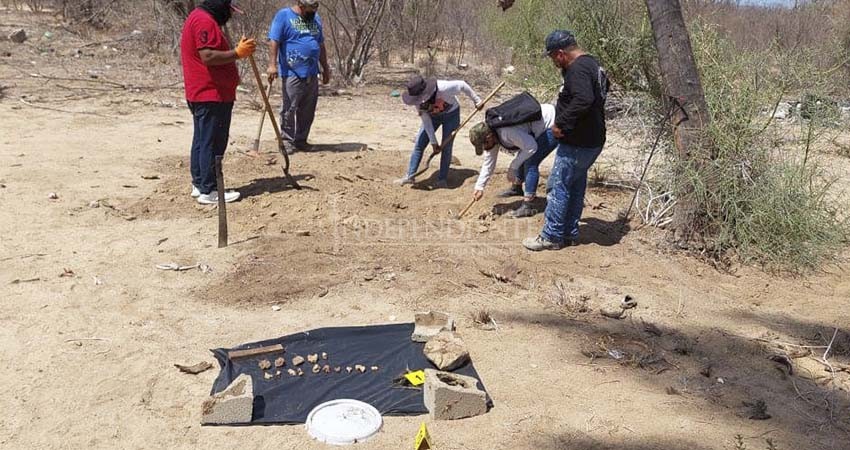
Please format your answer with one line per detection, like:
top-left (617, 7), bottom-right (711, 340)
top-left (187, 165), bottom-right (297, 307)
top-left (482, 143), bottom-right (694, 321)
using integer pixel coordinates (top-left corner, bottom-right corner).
top-left (498, 184), bottom-right (523, 198)
top-left (511, 201), bottom-right (537, 218)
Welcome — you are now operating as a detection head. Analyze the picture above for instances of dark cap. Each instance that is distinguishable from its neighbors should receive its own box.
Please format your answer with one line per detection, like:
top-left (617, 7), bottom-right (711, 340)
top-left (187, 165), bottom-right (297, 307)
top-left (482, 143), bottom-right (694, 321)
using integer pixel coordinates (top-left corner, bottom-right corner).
top-left (544, 30), bottom-right (577, 55)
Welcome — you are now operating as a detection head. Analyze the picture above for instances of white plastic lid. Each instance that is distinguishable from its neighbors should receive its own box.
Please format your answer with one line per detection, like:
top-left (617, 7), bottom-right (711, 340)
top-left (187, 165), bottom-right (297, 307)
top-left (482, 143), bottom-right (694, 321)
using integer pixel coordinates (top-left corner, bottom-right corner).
top-left (305, 399), bottom-right (383, 446)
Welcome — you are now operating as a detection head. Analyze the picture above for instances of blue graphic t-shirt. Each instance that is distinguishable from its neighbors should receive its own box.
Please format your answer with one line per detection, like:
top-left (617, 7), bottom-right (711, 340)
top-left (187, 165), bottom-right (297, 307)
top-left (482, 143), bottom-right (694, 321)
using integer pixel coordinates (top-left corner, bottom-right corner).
top-left (268, 8), bottom-right (324, 78)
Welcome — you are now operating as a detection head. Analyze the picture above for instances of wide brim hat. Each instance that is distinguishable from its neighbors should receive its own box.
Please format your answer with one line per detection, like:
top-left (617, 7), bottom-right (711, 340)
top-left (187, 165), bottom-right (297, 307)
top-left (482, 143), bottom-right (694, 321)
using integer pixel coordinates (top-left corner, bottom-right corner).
top-left (402, 74), bottom-right (438, 106)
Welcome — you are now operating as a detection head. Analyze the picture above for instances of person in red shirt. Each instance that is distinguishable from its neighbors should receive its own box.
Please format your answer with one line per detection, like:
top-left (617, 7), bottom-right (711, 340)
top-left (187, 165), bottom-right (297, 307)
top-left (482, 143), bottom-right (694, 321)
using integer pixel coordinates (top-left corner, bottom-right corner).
top-left (180, 0), bottom-right (256, 204)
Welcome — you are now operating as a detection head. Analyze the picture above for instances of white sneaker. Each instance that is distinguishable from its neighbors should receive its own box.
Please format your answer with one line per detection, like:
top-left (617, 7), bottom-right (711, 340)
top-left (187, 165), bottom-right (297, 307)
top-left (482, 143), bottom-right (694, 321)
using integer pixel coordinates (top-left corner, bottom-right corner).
top-left (393, 175), bottom-right (414, 186)
top-left (191, 185), bottom-right (201, 198)
top-left (197, 191), bottom-right (241, 205)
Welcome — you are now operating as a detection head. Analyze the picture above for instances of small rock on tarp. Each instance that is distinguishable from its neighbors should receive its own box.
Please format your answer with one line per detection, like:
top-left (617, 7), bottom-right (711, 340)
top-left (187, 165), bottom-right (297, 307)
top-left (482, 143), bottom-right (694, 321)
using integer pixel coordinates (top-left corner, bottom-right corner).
top-left (424, 331), bottom-right (470, 371)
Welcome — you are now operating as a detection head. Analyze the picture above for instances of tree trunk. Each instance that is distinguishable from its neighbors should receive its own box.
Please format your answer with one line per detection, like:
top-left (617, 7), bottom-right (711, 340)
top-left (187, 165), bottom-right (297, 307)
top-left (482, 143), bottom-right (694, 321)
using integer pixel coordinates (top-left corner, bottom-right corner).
top-left (645, 0), bottom-right (713, 244)
top-left (410, 7), bottom-right (419, 65)
top-left (325, 0), bottom-right (389, 84)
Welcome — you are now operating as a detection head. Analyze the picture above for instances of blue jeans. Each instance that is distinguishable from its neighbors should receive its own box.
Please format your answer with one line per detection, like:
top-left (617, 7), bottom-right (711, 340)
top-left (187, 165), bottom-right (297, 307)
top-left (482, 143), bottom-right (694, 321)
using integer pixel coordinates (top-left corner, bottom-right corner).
top-left (406, 107), bottom-right (461, 181)
top-left (189, 102), bottom-right (233, 194)
top-left (518, 129), bottom-right (558, 197)
top-left (541, 143), bottom-right (603, 243)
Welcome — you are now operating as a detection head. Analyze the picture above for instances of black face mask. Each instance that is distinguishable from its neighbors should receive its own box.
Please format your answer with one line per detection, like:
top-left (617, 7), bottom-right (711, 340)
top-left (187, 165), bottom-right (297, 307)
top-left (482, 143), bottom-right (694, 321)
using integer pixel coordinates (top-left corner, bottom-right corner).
top-left (199, 0), bottom-right (232, 26)
top-left (302, 10), bottom-right (316, 21)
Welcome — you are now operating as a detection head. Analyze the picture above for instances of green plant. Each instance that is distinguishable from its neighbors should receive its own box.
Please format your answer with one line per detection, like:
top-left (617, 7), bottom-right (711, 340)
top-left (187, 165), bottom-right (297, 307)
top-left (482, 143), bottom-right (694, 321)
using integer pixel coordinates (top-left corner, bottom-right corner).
top-left (484, 0), bottom-right (657, 99)
top-left (670, 23), bottom-right (850, 272)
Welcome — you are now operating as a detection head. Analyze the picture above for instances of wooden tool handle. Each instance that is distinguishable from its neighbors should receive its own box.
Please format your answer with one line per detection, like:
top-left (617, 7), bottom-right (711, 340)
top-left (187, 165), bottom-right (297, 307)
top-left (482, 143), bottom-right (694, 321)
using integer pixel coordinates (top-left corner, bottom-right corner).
top-left (441, 81), bottom-right (506, 150)
top-left (215, 156), bottom-right (228, 248)
top-left (247, 55), bottom-right (301, 189)
top-left (456, 198), bottom-right (478, 219)
top-left (228, 344), bottom-right (284, 360)
top-left (248, 56), bottom-right (284, 148)
top-left (251, 82), bottom-right (274, 153)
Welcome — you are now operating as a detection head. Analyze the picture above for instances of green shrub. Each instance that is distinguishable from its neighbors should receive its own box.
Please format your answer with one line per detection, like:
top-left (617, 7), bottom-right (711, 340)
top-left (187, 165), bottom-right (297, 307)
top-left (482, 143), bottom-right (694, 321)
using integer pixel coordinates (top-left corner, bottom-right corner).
top-left (484, 0), bottom-right (657, 99)
top-left (680, 24), bottom-right (849, 271)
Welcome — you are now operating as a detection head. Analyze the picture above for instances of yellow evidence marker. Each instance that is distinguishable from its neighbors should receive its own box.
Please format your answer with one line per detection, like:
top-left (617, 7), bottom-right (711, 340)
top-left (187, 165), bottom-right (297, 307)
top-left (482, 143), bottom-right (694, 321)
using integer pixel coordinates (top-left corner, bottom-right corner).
top-left (404, 370), bottom-right (426, 387)
top-left (414, 422), bottom-right (432, 450)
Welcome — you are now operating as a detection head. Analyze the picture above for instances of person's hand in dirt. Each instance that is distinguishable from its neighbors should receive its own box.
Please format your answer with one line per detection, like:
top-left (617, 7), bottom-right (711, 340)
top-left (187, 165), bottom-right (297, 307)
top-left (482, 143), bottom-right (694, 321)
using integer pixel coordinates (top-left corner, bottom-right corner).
top-left (234, 36), bottom-right (256, 59)
top-left (473, 189), bottom-right (484, 201)
top-left (506, 169), bottom-right (518, 184)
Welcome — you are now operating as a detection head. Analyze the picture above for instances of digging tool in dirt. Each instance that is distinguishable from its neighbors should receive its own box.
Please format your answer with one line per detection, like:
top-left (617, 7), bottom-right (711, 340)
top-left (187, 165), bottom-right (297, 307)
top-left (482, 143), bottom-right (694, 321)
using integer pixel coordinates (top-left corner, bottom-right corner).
top-left (455, 198), bottom-right (478, 220)
top-left (412, 81), bottom-right (506, 179)
top-left (247, 54), bottom-right (301, 190)
top-left (215, 155), bottom-right (228, 248)
top-left (618, 100), bottom-right (678, 228)
top-left (247, 82), bottom-right (275, 158)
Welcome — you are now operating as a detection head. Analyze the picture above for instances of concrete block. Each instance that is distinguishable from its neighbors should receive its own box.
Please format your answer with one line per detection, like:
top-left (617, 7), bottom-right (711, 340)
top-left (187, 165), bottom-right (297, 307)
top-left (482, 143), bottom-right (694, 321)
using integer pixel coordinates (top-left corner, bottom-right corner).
top-left (424, 331), bottom-right (469, 371)
top-left (412, 311), bottom-right (455, 342)
top-left (423, 369), bottom-right (487, 420)
top-left (201, 374), bottom-right (253, 425)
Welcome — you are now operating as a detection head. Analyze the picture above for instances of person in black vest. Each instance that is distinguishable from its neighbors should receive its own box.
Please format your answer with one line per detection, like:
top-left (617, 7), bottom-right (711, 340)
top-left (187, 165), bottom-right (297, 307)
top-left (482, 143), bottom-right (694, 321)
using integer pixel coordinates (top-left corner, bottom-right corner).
top-left (524, 30), bottom-right (608, 251)
top-left (468, 93), bottom-right (558, 217)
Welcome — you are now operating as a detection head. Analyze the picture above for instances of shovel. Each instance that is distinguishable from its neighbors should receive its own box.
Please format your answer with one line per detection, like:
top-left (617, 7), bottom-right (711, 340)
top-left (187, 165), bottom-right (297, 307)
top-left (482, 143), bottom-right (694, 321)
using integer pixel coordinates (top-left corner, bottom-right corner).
top-left (412, 81), bottom-right (505, 179)
top-left (247, 54), bottom-right (301, 190)
top-left (247, 82), bottom-right (275, 158)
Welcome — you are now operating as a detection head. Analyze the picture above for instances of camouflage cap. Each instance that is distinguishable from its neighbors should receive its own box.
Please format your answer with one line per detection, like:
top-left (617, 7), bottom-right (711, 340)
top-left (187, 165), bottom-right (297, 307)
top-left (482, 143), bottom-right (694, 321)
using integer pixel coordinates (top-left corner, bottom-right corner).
top-left (469, 122), bottom-right (493, 156)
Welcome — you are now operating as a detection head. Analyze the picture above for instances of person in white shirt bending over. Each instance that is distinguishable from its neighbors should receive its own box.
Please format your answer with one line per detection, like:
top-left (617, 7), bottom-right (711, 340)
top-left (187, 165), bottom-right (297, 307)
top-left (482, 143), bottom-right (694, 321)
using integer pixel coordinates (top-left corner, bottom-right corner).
top-left (396, 74), bottom-right (482, 188)
top-left (468, 92), bottom-right (558, 217)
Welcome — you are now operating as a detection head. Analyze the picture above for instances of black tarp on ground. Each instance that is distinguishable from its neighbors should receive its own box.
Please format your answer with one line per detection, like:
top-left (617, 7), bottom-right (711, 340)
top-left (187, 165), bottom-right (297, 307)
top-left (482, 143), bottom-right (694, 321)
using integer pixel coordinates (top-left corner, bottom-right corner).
top-left (210, 323), bottom-right (491, 424)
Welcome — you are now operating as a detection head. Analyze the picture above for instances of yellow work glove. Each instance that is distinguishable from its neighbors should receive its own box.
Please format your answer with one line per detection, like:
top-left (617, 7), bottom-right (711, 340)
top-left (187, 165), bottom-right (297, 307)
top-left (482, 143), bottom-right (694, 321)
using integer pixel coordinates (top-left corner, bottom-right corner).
top-left (234, 37), bottom-right (256, 59)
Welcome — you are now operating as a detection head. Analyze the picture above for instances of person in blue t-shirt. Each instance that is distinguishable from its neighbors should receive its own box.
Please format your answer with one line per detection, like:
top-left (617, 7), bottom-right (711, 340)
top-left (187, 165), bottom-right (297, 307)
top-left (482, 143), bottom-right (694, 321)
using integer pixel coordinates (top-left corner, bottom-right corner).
top-left (266, 0), bottom-right (330, 154)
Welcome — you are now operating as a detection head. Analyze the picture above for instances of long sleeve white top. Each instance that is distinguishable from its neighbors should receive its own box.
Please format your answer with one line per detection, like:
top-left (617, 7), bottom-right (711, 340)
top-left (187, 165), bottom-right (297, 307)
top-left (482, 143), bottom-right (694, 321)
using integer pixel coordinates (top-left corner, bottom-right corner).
top-left (418, 80), bottom-right (482, 146)
top-left (475, 103), bottom-right (556, 191)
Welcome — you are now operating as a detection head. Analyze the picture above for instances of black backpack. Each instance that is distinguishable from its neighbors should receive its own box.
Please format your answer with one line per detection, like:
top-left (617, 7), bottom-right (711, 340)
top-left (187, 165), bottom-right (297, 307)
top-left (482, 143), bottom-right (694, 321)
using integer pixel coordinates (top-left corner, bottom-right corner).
top-left (485, 92), bottom-right (542, 130)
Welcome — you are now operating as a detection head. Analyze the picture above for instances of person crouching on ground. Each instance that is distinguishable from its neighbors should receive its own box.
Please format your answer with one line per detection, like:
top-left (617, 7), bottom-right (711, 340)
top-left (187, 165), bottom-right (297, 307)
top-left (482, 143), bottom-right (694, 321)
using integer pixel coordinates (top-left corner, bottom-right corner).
top-left (395, 74), bottom-right (482, 189)
top-left (468, 94), bottom-right (557, 218)
top-left (181, 0), bottom-right (255, 205)
top-left (523, 30), bottom-right (609, 251)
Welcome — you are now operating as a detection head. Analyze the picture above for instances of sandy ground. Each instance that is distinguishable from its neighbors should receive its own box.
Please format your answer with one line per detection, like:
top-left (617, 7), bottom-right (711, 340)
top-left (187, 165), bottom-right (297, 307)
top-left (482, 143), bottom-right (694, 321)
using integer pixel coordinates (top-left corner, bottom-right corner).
top-left (1, 9), bottom-right (849, 450)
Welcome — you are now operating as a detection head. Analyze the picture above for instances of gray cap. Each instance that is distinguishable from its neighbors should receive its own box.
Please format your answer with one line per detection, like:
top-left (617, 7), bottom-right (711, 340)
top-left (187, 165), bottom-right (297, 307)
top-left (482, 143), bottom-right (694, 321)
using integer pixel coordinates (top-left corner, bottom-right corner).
top-left (299, 0), bottom-right (320, 6)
